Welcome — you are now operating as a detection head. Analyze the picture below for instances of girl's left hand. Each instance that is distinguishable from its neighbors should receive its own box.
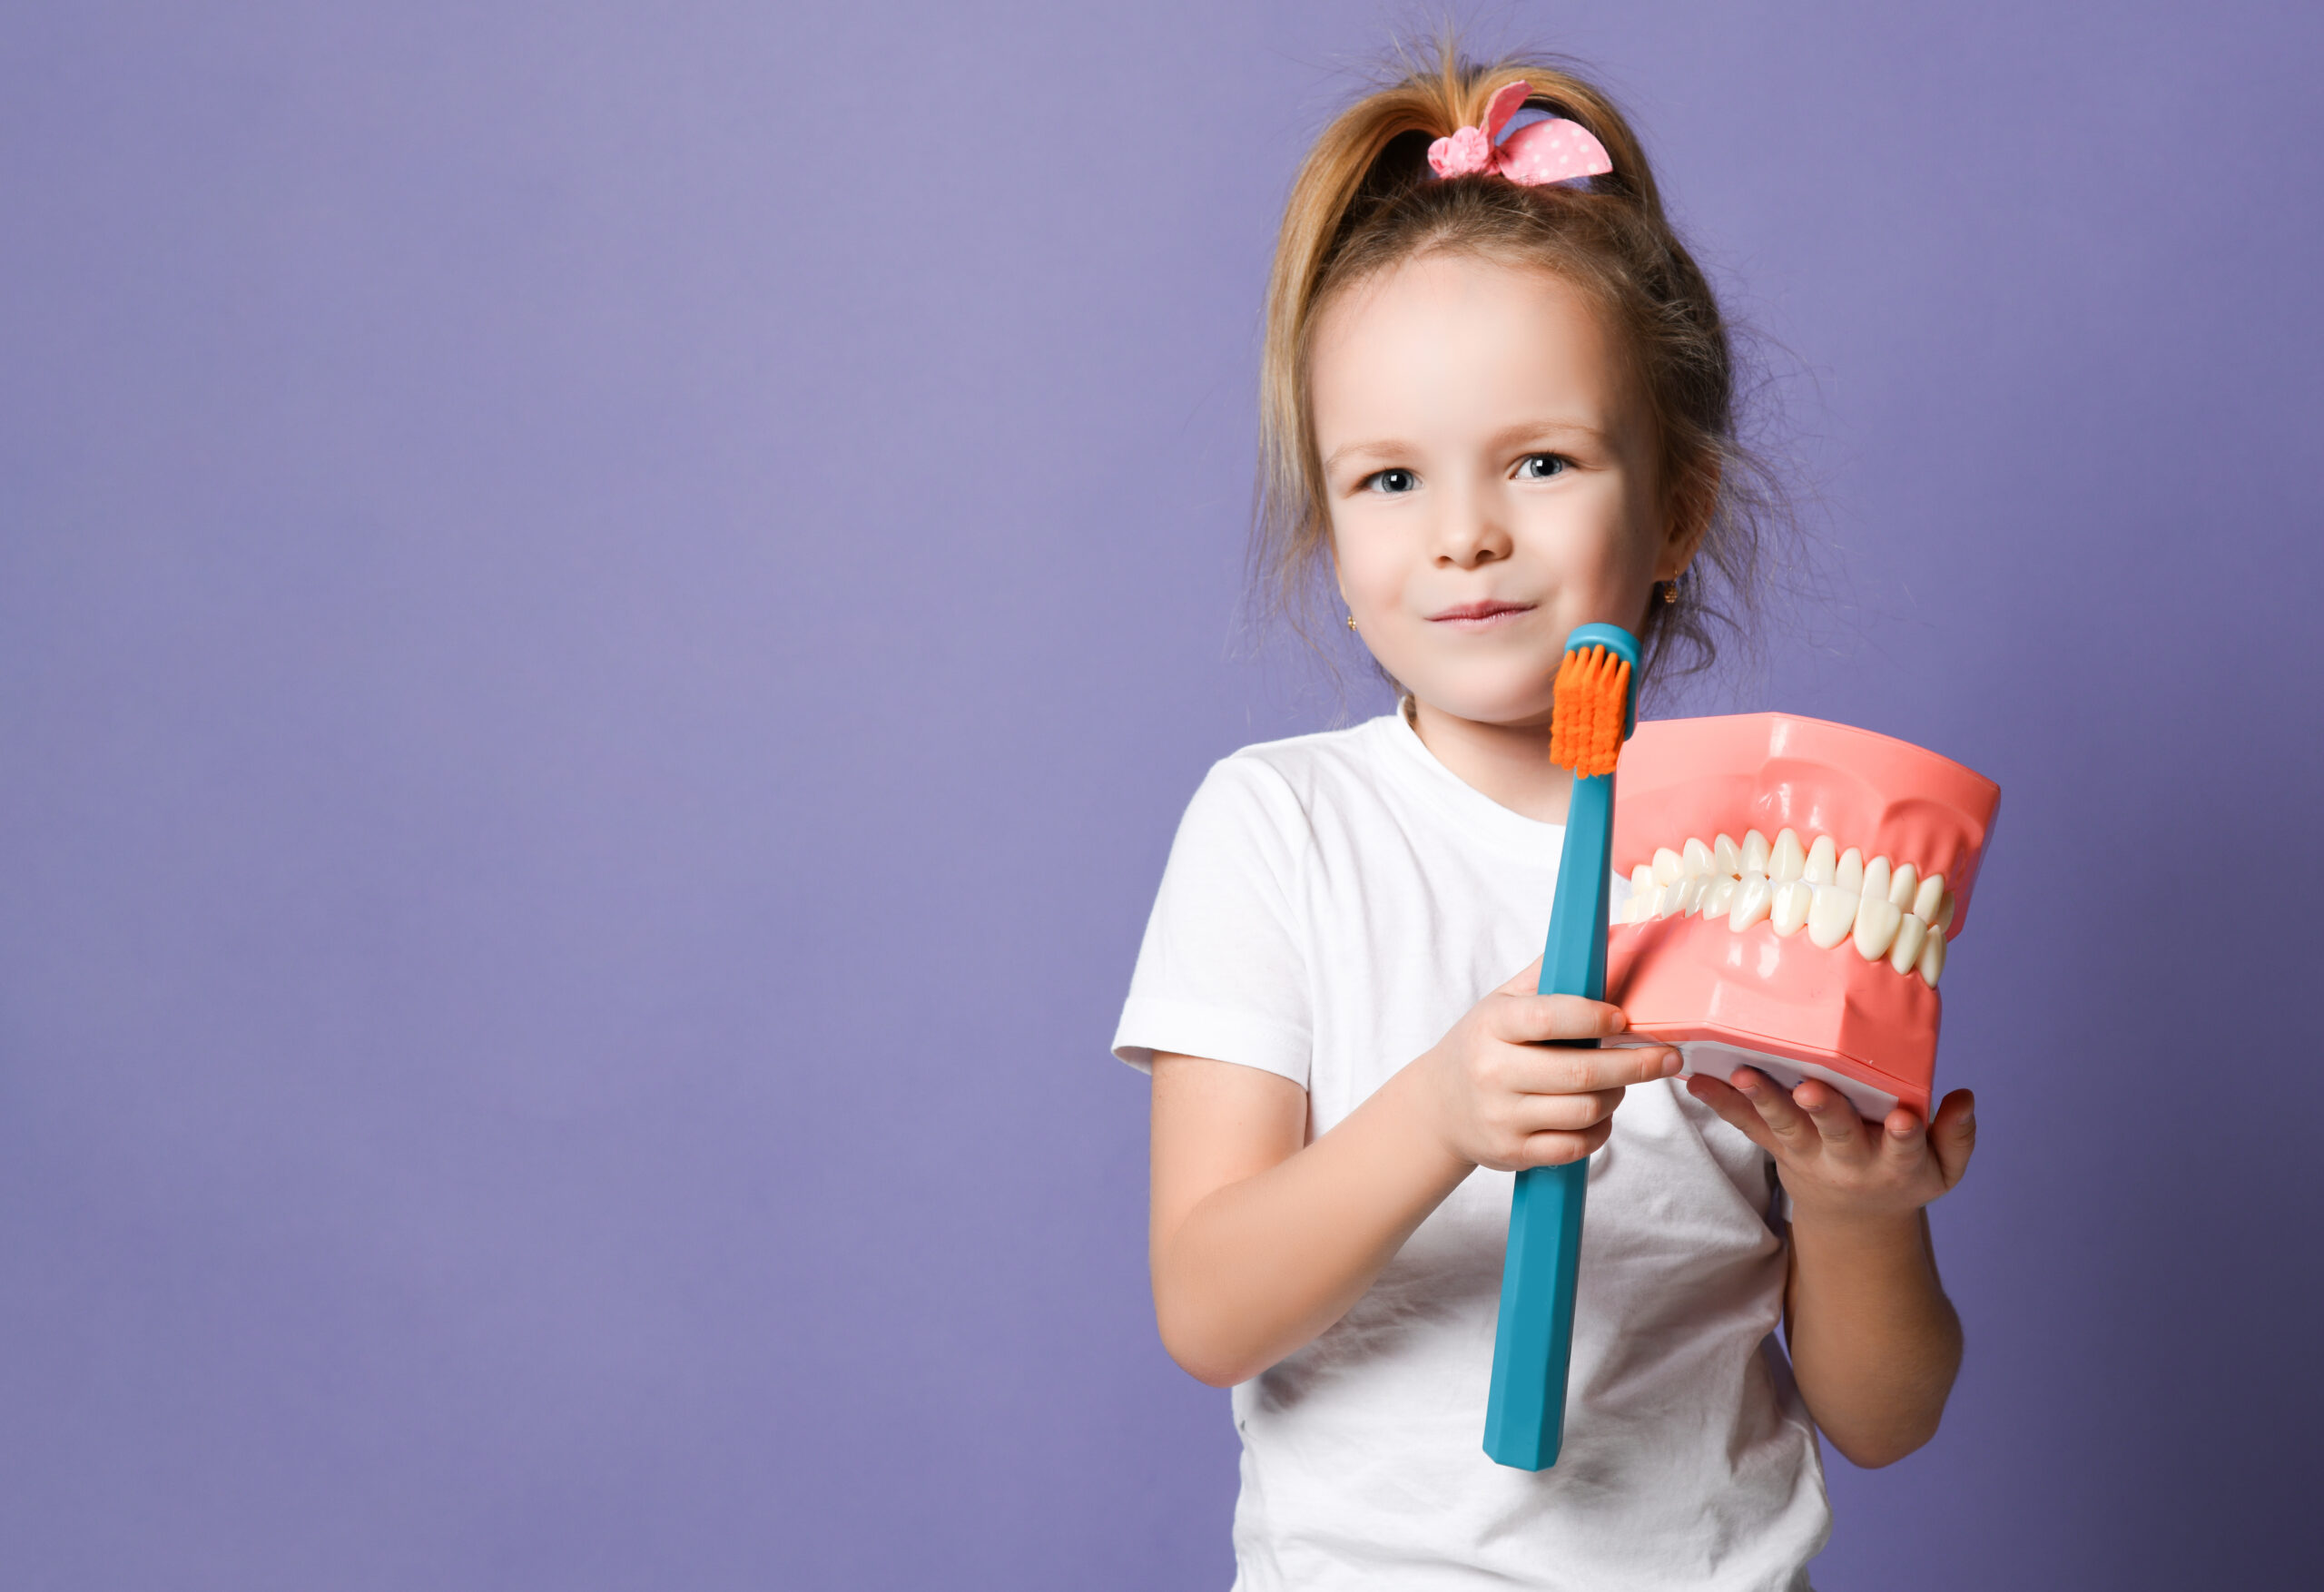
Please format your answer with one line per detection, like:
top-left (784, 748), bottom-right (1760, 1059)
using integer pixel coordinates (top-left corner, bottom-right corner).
top-left (1683, 1069), bottom-right (1975, 1227)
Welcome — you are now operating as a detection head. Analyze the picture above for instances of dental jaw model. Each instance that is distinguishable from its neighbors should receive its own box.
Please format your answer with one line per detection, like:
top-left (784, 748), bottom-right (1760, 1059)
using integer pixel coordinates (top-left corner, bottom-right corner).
top-left (1603, 714), bottom-right (2001, 1120)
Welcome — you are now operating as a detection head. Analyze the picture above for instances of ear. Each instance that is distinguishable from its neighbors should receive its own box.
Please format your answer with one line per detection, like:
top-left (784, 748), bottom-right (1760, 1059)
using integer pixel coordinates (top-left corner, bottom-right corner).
top-left (1654, 456), bottom-right (1720, 581)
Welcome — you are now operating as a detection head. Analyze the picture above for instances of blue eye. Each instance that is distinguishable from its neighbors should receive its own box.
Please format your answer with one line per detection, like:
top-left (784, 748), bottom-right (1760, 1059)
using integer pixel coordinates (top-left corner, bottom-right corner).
top-left (1363, 468), bottom-right (1419, 495)
top-left (1518, 454), bottom-right (1571, 480)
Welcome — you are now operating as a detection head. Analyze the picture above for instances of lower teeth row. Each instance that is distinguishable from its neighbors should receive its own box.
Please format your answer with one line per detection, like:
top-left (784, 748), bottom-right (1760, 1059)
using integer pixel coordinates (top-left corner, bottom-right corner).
top-left (1616, 829), bottom-right (1953, 988)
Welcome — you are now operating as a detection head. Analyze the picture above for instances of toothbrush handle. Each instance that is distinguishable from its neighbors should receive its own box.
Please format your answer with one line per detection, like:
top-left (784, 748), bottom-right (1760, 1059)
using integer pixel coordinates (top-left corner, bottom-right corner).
top-left (1539, 771), bottom-right (1614, 1002)
top-left (1483, 772), bottom-right (1614, 1471)
top-left (1484, 1157), bottom-right (1589, 1469)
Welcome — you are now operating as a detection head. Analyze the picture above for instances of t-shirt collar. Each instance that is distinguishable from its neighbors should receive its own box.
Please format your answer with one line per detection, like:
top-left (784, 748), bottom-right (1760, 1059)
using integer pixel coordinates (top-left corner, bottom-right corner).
top-left (1369, 699), bottom-right (1567, 862)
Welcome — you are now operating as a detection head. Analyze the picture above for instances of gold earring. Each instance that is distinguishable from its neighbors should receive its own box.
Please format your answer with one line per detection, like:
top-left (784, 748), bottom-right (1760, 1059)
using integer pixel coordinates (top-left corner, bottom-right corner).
top-left (1662, 580), bottom-right (1679, 604)
top-left (1346, 613), bottom-right (1357, 631)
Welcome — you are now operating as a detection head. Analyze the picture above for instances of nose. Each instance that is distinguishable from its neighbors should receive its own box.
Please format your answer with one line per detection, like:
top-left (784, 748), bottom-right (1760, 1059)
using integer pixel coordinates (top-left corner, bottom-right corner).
top-left (1432, 486), bottom-right (1512, 569)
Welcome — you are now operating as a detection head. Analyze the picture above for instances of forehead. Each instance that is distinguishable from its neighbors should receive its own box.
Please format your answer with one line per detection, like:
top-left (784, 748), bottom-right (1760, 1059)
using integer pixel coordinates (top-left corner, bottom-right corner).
top-left (1307, 252), bottom-right (1636, 442)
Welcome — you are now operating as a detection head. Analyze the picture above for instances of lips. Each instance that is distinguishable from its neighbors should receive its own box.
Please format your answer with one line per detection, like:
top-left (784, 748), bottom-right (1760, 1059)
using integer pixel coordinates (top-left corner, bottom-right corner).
top-left (1600, 713), bottom-right (2001, 1118)
top-left (1428, 600), bottom-right (1534, 625)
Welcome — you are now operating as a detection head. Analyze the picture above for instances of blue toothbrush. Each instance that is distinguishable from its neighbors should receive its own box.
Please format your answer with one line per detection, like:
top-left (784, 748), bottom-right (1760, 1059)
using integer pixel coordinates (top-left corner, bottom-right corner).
top-left (1482, 621), bottom-right (1640, 1471)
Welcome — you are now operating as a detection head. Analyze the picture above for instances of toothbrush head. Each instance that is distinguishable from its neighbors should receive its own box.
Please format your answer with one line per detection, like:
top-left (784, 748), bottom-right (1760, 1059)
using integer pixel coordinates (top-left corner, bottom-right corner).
top-left (1549, 623), bottom-right (1641, 777)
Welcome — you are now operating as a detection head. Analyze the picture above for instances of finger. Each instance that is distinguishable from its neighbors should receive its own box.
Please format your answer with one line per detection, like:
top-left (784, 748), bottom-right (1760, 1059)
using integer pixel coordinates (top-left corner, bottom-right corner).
top-left (1790, 1078), bottom-right (1872, 1160)
top-left (1876, 1105), bottom-right (1929, 1170)
top-left (1492, 991), bottom-right (1628, 1046)
top-left (1516, 1115), bottom-right (1615, 1168)
top-left (1505, 1086), bottom-right (1628, 1136)
top-left (1928, 1088), bottom-right (1977, 1189)
top-left (1502, 1040), bottom-right (1679, 1096)
top-left (1728, 1067), bottom-right (1817, 1151)
top-left (1682, 1073), bottom-right (1784, 1156)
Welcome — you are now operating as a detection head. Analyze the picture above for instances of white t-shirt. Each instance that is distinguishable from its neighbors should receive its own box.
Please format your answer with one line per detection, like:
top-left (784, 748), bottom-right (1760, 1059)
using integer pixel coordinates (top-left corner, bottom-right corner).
top-left (1114, 709), bottom-right (1829, 1591)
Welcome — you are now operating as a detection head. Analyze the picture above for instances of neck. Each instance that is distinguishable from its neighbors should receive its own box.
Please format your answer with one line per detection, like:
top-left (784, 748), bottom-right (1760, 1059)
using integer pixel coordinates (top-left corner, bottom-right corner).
top-left (1406, 696), bottom-right (1577, 824)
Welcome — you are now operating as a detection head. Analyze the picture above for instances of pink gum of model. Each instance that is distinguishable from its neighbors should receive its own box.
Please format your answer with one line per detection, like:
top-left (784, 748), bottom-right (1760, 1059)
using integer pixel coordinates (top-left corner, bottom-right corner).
top-left (1604, 713), bottom-right (2001, 1120)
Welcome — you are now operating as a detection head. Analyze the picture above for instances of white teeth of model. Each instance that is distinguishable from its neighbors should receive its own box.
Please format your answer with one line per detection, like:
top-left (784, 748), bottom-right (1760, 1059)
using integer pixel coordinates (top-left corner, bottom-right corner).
top-left (1702, 877), bottom-right (1738, 919)
top-left (1806, 882), bottom-right (1856, 948)
top-left (1622, 866), bottom-right (1655, 924)
top-left (1852, 894), bottom-right (1902, 960)
top-left (1913, 872), bottom-right (1945, 921)
top-left (1888, 913), bottom-right (1927, 975)
top-left (1770, 829), bottom-right (1806, 882)
top-left (1633, 828), bottom-right (1955, 970)
top-left (1804, 835), bottom-right (1837, 886)
top-left (1861, 855), bottom-right (1891, 904)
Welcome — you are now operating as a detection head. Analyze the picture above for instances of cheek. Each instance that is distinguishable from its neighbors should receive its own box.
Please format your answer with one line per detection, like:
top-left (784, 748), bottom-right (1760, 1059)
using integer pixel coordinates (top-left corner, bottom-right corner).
top-left (1330, 528), bottom-right (1401, 605)
top-left (1583, 483), bottom-right (1665, 588)
top-left (1527, 506), bottom-right (1650, 610)
top-left (1595, 530), bottom-right (1659, 594)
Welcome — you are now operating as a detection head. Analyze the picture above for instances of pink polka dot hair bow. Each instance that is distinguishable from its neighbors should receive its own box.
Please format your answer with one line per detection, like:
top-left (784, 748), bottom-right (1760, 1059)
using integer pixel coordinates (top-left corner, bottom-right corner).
top-left (1427, 80), bottom-right (1613, 185)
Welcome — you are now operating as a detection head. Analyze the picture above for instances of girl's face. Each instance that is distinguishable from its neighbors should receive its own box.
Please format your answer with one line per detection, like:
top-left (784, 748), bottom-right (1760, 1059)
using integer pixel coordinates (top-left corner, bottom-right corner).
top-left (1311, 252), bottom-right (1691, 732)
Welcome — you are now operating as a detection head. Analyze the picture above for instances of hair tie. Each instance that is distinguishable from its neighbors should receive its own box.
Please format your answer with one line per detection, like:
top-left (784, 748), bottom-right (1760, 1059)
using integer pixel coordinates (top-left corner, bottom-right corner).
top-left (1426, 80), bottom-right (1613, 186)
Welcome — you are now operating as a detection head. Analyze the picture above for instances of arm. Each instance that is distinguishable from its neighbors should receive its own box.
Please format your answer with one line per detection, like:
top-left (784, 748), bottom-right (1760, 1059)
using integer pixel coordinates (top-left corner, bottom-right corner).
top-left (1149, 962), bottom-right (1683, 1388)
top-left (1687, 1071), bottom-right (1978, 1468)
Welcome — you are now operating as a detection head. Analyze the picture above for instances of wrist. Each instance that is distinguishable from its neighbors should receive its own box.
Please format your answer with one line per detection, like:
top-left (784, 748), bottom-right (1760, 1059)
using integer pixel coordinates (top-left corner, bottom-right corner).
top-left (1785, 1196), bottom-right (1924, 1254)
top-left (1389, 1050), bottom-right (1481, 1180)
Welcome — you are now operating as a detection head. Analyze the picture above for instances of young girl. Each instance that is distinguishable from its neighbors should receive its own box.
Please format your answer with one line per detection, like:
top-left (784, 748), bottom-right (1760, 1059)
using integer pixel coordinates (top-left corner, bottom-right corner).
top-left (1111, 47), bottom-right (1977, 1591)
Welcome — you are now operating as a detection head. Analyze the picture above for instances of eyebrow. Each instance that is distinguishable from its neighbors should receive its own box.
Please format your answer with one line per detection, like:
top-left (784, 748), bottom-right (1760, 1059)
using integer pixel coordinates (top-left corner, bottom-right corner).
top-left (1321, 419), bottom-right (1607, 473)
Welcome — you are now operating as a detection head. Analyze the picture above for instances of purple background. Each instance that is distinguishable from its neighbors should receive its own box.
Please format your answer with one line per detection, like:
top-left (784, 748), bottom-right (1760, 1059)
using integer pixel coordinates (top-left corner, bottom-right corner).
top-left (4, 2), bottom-right (2320, 1586)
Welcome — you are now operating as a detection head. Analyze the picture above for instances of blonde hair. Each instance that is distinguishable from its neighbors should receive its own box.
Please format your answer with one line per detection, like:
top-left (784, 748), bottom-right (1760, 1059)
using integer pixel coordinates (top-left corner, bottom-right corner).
top-left (1255, 42), bottom-right (1789, 694)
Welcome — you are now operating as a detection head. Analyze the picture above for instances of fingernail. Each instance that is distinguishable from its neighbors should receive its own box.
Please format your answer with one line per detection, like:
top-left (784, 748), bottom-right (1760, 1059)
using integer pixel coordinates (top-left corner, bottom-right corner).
top-left (1660, 1051), bottom-right (1681, 1076)
top-left (1734, 1076), bottom-right (1758, 1096)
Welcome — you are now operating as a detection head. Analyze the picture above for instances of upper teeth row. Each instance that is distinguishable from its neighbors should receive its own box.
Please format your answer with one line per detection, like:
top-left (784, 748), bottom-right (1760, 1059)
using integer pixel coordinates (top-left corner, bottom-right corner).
top-left (1616, 829), bottom-right (1955, 988)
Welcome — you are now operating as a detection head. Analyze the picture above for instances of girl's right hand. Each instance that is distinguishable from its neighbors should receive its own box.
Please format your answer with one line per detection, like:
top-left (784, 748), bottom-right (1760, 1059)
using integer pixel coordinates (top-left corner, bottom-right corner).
top-left (1414, 958), bottom-right (1682, 1173)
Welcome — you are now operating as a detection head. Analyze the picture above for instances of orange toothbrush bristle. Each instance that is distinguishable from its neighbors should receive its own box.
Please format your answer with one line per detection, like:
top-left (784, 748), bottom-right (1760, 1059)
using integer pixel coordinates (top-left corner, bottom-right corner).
top-left (1548, 644), bottom-right (1631, 777)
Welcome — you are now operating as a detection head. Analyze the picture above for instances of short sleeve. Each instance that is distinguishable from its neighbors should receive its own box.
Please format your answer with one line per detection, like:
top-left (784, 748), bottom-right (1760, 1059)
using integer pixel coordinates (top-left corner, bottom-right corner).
top-left (1110, 755), bottom-right (1314, 1087)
